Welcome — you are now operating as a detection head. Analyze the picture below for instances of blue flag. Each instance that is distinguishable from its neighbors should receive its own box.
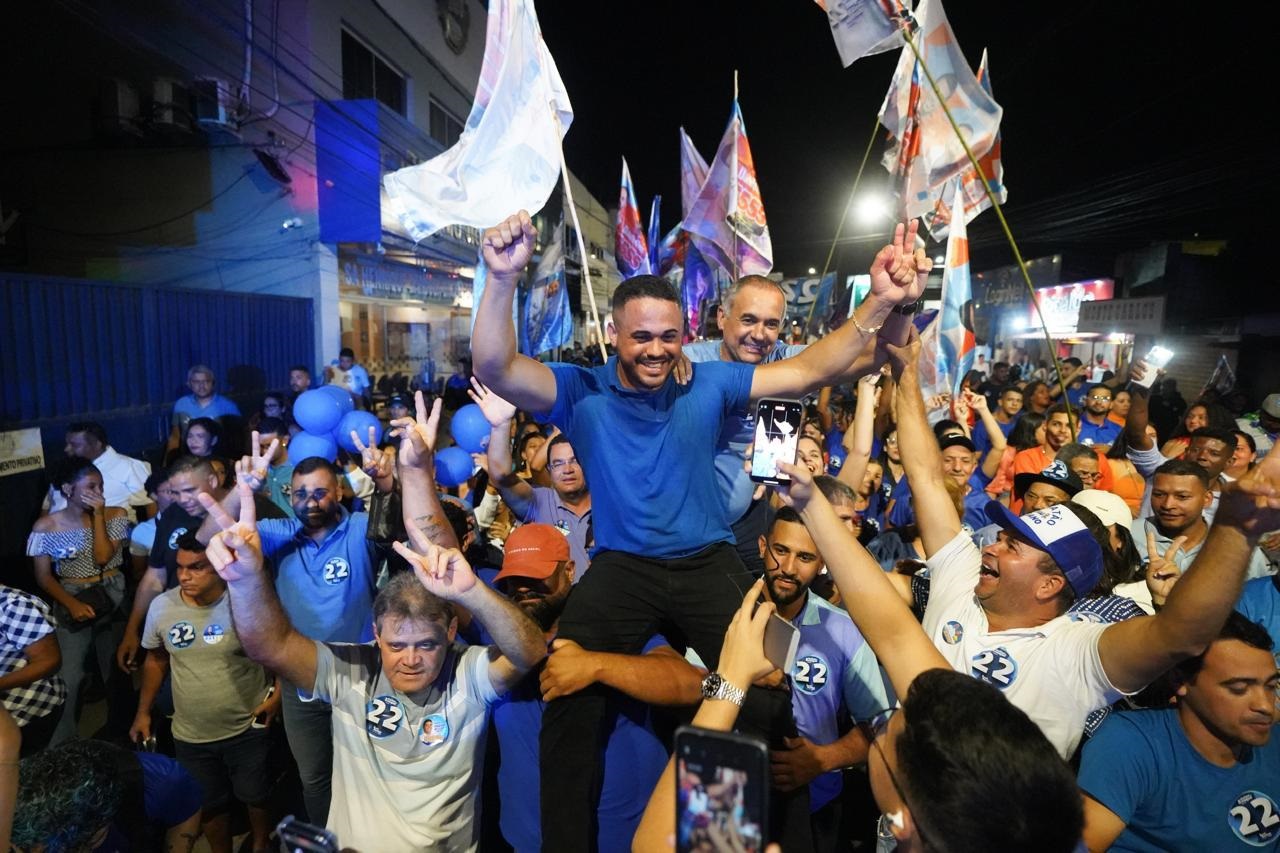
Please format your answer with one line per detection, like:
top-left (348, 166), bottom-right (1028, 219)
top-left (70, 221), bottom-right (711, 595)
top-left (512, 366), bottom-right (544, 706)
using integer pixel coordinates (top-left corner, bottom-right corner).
top-left (522, 220), bottom-right (572, 356)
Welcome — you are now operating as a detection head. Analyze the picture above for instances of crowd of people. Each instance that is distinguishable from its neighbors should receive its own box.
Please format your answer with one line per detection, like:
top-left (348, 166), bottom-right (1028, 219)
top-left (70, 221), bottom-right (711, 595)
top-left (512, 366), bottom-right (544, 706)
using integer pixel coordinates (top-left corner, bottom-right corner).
top-left (2, 209), bottom-right (1279, 852)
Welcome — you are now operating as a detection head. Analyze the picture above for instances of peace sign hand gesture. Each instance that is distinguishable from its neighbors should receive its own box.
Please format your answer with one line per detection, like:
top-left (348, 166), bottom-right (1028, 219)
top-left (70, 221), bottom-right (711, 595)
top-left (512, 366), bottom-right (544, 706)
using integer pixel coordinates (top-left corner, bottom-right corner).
top-left (392, 540), bottom-right (478, 602)
top-left (868, 220), bottom-right (928, 305)
top-left (1144, 531), bottom-right (1187, 608)
top-left (199, 482), bottom-right (264, 584)
top-left (236, 431), bottom-right (280, 493)
top-left (391, 391), bottom-right (442, 472)
top-left (351, 426), bottom-right (395, 486)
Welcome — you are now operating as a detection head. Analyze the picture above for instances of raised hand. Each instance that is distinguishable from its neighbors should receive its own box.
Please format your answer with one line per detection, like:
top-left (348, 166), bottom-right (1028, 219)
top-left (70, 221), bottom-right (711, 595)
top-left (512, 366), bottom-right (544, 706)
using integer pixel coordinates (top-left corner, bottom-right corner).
top-left (1144, 531), bottom-right (1187, 608)
top-left (392, 540), bottom-right (478, 602)
top-left (716, 578), bottom-right (779, 689)
top-left (351, 426), bottom-right (394, 482)
top-left (882, 326), bottom-right (923, 378)
top-left (482, 211), bottom-right (538, 278)
top-left (236, 431), bottom-right (279, 493)
top-left (773, 459), bottom-right (817, 512)
top-left (468, 377), bottom-right (517, 427)
top-left (391, 390), bottom-right (442, 471)
top-left (965, 389), bottom-right (990, 415)
top-left (199, 482), bottom-right (263, 583)
top-left (868, 220), bottom-right (925, 305)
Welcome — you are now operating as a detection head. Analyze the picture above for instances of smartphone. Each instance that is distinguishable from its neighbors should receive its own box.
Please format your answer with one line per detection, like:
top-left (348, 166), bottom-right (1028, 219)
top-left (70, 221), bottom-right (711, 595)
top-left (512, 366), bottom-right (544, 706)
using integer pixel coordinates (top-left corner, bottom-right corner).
top-left (763, 612), bottom-right (800, 673)
top-left (675, 726), bottom-right (770, 853)
top-left (276, 815), bottom-right (339, 853)
top-left (1131, 345), bottom-right (1174, 389)
top-left (750, 399), bottom-right (804, 485)
top-left (252, 684), bottom-right (276, 729)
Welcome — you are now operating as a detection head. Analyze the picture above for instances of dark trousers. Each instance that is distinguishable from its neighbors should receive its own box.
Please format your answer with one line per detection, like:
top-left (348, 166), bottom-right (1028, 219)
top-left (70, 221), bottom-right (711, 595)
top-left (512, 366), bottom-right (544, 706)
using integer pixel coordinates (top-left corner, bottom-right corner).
top-left (540, 543), bottom-right (810, 852)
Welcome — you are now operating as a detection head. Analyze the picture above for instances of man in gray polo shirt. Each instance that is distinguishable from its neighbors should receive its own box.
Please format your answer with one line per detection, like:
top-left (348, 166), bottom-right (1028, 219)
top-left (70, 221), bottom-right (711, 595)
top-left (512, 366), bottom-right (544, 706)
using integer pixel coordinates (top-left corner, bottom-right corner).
top-left (472, 379), bottom-right (594, 576)
top-left (199, 477), bottom-right (546, 851)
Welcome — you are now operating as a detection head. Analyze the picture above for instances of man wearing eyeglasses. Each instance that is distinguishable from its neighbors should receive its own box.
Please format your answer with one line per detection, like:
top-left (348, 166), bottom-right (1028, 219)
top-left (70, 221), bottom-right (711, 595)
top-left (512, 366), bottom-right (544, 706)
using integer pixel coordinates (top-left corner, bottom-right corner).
top-left (472, 381), bottom-right (595, 577)
top-left (1078, 384), bottom-right (1123, 449)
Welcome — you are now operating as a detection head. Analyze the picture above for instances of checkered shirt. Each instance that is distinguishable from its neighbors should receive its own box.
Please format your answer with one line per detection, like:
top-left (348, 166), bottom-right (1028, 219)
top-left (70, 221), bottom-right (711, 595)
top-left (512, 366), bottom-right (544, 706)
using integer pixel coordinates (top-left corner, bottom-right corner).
top-left (0, 585), bottom-right (67, 726)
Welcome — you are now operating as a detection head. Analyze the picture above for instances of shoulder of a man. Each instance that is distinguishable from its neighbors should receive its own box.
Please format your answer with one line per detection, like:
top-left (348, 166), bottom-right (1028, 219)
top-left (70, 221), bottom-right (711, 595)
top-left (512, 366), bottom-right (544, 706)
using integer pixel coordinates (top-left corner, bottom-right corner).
top-left (454, 642), bottom-right (501, 707)
top-left (309, 641), bottom-right (379, 703)
top-left (921, 532), bottom-right (982, 629)
top-left (682, 341), bottom-right (722, 364)
top-left (1078, 709), bottom-right (1168, 820)
top-left (257, 516), bottom-right (302, 556)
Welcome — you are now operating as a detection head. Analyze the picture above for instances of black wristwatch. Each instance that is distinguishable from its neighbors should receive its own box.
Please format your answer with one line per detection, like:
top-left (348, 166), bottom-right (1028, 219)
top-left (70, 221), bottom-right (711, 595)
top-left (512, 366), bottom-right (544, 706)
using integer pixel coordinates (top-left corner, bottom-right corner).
top-left (891, 300), bottom-right (922, 315)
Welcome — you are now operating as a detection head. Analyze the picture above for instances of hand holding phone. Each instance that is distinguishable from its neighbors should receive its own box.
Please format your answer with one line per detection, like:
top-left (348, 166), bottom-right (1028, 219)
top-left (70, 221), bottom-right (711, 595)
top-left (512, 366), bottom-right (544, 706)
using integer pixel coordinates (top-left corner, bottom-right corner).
top-left (750, 399), bottom-right (804, 485)
top-left (1130, 346), bottom-right (1174, 389)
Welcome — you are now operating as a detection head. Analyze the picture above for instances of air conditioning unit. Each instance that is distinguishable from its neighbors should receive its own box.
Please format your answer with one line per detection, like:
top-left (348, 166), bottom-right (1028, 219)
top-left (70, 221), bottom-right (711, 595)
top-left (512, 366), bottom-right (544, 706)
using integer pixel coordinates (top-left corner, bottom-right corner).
top-left (98, 78), bottom-right (142, 136)
top-left (152, 77), bottom-right (191, 132)
top-left (192, 77), bottom-right (236, 128)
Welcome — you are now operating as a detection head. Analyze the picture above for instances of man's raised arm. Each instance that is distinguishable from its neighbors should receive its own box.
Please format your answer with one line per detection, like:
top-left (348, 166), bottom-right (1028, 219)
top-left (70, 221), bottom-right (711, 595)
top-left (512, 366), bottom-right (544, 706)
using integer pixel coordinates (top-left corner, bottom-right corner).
top-left (749, 221), bottom-right (928, 402)
top-left (888, 330), bottom-right (963, 556)
top-left (1097, 442), bottom-right (1280, 693)
top-left (469, 379), bottom-right (534, 519)
top-left (471, 210), bottom-right (559, 414)
top-left (199, 484), bottom-right (318, 691)
top-left (392, 391), bottom-right (458, 549)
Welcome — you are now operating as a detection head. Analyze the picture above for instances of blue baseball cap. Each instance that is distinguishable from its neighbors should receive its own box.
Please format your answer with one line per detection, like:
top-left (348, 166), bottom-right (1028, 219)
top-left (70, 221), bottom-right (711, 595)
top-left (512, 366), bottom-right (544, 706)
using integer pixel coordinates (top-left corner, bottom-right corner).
top-left (984, 500), bottom-right (1104, 598)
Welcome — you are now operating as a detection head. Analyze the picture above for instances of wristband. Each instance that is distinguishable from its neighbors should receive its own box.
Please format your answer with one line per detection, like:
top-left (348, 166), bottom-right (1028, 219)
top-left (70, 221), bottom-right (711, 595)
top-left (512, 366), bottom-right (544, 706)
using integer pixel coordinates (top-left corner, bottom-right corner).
top-left (891, 300), bottom-right (922, 315)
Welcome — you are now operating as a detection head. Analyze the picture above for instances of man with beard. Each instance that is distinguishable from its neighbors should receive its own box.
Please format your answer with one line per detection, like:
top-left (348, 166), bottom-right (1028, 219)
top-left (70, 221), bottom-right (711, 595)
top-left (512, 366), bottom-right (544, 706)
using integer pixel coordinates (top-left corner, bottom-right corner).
top-left (758, 507), bottom-right (888, 852)
top-left (486, 524), bottom-right (701, 852)
top-left (190, 392), bottom-right (456, 826)
top-left (1077, 384), bottom-right (1122, 449)
top-left (1079, 613), bottom-right (1280, 851)
top-left (473, 210), bottom-right (926, 850)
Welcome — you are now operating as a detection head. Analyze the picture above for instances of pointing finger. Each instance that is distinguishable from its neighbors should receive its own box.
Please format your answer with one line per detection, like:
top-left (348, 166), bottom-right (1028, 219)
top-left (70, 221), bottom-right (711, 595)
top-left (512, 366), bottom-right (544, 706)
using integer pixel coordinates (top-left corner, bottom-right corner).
top-left (199, 492), bottom-right (237, 532)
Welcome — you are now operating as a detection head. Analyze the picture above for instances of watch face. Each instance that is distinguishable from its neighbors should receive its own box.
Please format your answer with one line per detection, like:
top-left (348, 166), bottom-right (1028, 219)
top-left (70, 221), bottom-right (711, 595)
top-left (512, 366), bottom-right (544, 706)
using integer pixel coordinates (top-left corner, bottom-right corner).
top-left (701, 672), bottom-right (722, 699)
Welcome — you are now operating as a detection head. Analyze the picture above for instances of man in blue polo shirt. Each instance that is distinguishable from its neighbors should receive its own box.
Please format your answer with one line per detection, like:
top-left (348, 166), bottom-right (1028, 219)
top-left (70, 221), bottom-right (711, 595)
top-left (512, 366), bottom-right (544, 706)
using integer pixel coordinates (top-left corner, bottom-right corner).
top-left (1077, 384), bottom-right (1123, 448)
top-left (684, 275), bottom-right (883, 575)
top-left (1238, 574), bottom-right (1280, 646)
top-left (194, 393), bottom-right (457, 826)
top-left (167, 364), bottom-right (240, 459)
top-left (472, 209), bottom-right (927, 850)
top-left (758, 507), bottom-right (887, 852)
top-left (886, 434), bottom-right (999, 532)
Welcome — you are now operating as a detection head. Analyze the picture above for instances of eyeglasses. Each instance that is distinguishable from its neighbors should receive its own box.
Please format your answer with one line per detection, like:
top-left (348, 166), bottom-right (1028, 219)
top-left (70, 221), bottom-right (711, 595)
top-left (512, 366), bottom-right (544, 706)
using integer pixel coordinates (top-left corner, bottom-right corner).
top-left (1087, 395), bottom-right (1112, 402)
top-left (1076, 471), bottom-right (1103, 483)
top-left (548, 457), bottom-right (579, 472)
top-left (859, 707), bottom-right (938, 850)
top-left (292, 488), bottom-right (331, 503)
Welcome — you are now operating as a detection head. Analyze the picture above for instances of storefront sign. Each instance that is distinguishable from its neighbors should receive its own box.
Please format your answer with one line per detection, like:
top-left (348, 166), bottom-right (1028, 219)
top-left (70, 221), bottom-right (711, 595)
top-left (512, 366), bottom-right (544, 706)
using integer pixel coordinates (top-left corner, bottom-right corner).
top-left (0, 428), bottom-right (44, 477)
top-left (1076, 295), bottom-right (1165, 335)
top-left (1030, 279), bottom-right (1114, 334)
top-left (974, 255), bottom-right (1061, 306)
top-left (339, 255), bottom-right (467, 304)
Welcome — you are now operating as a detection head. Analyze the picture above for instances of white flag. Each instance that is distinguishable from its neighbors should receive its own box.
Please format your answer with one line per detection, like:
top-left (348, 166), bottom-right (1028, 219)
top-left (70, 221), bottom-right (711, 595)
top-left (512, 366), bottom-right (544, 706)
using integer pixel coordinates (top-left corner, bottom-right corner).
top-left (384, 0), bottom-right (573, 241)
top-left (815, 0), bottom-right (906, 67)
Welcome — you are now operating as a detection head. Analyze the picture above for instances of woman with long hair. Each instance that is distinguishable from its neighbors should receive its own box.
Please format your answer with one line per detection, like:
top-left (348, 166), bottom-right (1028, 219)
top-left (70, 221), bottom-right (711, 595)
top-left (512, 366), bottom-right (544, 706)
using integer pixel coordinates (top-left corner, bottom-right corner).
top-left (1158, 400), bottom-right (1234, 459)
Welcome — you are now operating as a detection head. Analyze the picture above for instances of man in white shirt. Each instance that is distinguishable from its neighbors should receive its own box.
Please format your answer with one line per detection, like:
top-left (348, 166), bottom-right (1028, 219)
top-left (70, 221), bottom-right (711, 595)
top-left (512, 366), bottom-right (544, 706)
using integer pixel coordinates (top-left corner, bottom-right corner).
top-left (45, 422), bottom-right (152, 522)
top-left (199, 481), bottom-right (545, 851)
top-left (886, 331), bottom-right (1280, 759)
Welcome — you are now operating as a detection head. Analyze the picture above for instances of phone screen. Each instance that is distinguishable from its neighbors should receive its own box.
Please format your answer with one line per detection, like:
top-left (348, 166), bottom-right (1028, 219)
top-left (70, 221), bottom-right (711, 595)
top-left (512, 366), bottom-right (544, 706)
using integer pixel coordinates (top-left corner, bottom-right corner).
top-left (676, 727), bottom-right (769, 853)
top-left (750, 399), bottom-right (804, 484)
top-left (1132, 346), bottom-right (1174, 388)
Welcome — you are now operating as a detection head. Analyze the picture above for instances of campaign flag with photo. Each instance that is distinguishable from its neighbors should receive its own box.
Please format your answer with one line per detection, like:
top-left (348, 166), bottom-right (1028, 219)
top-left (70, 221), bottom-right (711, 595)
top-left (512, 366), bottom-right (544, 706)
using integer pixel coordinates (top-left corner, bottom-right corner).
top-left (679, 127), bottom-right (710, 219)
top-left (684, 101), bottom-right (773, 278)
top-left (384, 0), bottom-right (573, 240)
top-left (922, 49), bottom-right (1006, 240)
top-left (814, 0), bottom-right (907, 67)
top-left (522, 219), bottom-right (572, 356)
top-left (616, 158), bottom-right (651, 277)
top-left (878, 0), bottom-right (1001, 222)
top-left (934, 187), bottom-right (975, 396)
top-left (681, 239), bottom-right (716, 337)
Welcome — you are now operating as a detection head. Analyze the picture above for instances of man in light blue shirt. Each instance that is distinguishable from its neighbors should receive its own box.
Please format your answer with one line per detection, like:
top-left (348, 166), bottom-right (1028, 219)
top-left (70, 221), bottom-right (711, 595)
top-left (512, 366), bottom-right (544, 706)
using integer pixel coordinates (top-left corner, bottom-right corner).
top-left (167, 364), bottom-right (240, 458)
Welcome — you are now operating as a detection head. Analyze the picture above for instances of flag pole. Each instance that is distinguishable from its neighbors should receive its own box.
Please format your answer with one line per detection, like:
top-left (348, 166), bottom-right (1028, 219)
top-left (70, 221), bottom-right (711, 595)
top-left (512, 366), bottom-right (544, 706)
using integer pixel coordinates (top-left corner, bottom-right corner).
top-left (552, 114), bottom-right (609, 364)
top-left (806, 114), bottom-right (882, 331)
top-left (900, 26), bottom-right (1077, 433)
top-left (731, 70), bottom-right (740, 282)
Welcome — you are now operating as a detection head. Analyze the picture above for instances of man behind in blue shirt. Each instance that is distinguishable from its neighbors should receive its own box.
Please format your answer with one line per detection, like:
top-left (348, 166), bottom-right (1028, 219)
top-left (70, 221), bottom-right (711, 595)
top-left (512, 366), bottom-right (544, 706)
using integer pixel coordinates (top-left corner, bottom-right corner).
top-left (684, 275), bottom-right (885, 574)
top-left (488, 523), bottom-right (702, 853)
top-left (1077, 383), bottom-right (1123, 449)
top-left (472, 210), bottom-right (927, 851)
top-left (1079, 612), bottom-right (1280, 852)
top-left (167, 364), bottom-right (241, 460)
top-left (758, 507), bottom-right (888, 852)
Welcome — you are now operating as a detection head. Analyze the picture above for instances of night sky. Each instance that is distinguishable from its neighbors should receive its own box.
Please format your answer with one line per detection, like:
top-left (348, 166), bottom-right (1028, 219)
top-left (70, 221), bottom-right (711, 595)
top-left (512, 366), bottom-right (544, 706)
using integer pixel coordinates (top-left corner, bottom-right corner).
top-left (538, 2), bottom-right (1261, 279)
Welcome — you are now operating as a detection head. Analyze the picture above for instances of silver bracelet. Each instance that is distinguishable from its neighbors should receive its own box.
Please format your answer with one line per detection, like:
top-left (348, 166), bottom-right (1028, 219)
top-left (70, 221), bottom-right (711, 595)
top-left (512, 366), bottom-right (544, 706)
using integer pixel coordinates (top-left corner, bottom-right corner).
top-left (851, 313), bottom-right (884, 336)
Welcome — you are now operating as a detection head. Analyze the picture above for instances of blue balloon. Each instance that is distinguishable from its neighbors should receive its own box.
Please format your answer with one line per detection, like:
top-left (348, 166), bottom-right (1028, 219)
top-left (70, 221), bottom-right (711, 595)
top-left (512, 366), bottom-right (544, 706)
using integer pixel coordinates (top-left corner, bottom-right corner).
top-left (337, 410), bottom-right (382, 453)
top-left (293, 389), bottom-right (344, 434)
top-left (319, 383), bottom-right (355, 414)
top-left (287, 431), bottom-right (339, 465)
top-left (434, 446), bottom-right (475, 487)
top-left (451, 404), bottom-right (491, 454)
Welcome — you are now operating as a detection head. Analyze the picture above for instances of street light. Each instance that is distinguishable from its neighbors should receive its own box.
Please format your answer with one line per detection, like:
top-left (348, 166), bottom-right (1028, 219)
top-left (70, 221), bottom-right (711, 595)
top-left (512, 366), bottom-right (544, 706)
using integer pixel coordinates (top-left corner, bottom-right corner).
top-left (853, 194), bottom-right (889, 226)
top-left (808, 267), bottom-right (817, 275)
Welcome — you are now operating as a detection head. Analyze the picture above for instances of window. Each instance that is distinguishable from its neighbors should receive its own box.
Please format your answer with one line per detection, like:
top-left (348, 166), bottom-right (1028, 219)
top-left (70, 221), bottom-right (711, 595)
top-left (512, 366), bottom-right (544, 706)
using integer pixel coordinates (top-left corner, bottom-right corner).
top-left (341, 30), bottom-right (406, 115)
top-left (429, 100), bottom-right (463, 147)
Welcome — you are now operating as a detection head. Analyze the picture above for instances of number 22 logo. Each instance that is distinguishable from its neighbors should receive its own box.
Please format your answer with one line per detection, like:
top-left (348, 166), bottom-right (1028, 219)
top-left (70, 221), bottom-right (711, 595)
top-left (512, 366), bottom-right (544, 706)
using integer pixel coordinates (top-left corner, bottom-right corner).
top-left (793, 655), bottom-right (829, 695)
top-left (365, 696), bottom-right (404, 739)
top-left (1230, 790), bottom-right (1280, 846)
top-left (971, 647), bottom-right (1017, 688)
top-left (167, 622), bottom-right (196, 649)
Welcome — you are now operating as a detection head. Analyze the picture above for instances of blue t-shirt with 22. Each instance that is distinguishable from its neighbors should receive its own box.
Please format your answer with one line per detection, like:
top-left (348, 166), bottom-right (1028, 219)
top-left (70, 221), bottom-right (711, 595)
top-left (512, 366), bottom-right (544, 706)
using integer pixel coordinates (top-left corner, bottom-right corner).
top-left (545, 357), bottom-right (755, 559)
